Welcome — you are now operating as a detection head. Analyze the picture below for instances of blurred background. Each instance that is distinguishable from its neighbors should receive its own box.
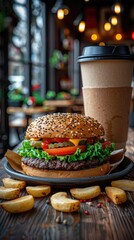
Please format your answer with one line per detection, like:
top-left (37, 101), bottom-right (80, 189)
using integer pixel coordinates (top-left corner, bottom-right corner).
top-left (0, 0), bottom-right (134, 158)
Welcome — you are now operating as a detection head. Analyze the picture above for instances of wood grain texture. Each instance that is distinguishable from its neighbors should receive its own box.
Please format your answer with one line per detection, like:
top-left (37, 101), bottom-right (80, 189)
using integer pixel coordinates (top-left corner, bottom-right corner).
top-left (0, 128), bottom-right (134, 240)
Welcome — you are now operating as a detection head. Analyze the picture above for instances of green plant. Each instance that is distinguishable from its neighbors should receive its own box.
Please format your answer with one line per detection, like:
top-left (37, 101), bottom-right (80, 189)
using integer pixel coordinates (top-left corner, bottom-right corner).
top-left (49, 50), bottom-right (68, 69)
top-left (8, 88), bottom-right (24, 102)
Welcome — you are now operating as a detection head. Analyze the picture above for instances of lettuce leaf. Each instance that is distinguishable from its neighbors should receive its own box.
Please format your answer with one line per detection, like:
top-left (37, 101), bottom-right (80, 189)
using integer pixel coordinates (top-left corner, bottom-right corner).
top-left (18, 140), bottom-right (115, 163)
top-left (18, 140), bottom-right (53, 161)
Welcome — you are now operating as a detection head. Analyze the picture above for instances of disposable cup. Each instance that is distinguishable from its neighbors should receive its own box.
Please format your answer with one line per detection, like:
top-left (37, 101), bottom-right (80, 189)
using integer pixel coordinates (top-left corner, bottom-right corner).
top-left (78, 45), bottom-right (134, 149)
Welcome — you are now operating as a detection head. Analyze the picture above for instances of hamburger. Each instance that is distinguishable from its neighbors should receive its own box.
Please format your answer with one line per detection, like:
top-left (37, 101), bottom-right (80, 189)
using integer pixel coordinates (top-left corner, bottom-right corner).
top-left (18, 113), bottom-right (115, 178)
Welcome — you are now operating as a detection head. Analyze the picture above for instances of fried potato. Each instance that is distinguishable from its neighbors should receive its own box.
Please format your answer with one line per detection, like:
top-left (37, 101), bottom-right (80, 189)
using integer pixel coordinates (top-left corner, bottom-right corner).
top-left (2, 178), bottom-right (26, 190)
top-left (50, 192), bottom-right (80, 212)
top-left (70, 186), bottom-right (101, 200)
top-left (105, 186), bottom-right (127, 204)
top-left (111, 180), bottom-right (134, 192)
top-left (26, 185), bottom-right (51, 197)
top-left (0, 186), bottom-right (20, 200)
top-left (0, 195), bottom-right (34, 213)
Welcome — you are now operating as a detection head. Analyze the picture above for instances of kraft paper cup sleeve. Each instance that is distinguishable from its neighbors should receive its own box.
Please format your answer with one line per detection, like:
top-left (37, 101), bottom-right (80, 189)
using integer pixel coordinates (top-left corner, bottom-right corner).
top-left (82, 87), bottom-right (132, 149)
top-left (5, 149), bottom-right (24, 174)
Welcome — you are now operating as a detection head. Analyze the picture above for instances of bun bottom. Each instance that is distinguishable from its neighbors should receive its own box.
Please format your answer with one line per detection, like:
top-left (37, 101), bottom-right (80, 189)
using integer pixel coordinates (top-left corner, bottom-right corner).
top-left (21, 162), bottom-right (110, 178)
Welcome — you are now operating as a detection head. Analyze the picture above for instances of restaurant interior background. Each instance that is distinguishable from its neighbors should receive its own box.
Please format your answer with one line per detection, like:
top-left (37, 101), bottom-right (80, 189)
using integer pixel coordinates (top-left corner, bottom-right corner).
top-left (0, 0), bottom-right (134, 158)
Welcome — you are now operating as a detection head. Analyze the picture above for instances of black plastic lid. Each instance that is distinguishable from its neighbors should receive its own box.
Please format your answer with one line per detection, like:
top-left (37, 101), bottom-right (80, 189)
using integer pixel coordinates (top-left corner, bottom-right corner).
top-left (78, 45), bottom-right (134, 62)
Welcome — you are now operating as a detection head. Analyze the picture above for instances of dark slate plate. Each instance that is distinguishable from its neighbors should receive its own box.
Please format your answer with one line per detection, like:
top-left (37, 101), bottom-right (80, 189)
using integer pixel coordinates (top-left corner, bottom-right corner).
top-left (2, 157), bottom-right (134, 188)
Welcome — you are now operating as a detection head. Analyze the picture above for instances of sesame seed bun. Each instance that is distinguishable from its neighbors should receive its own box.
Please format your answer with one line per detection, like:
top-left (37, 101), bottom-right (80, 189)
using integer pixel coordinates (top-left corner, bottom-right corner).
top-left (26, 113), bottom-right (104, 139)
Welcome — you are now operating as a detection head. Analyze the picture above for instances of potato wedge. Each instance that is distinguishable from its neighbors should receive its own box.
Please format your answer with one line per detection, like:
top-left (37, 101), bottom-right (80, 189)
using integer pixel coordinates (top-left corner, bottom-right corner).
top-left (51, 192), bottom-right (80, 212)
top-left (111, 180), bottom-right (134, 192)
top-left (0, 195), bottom-right (34, 213)
top-left (105, 186), bottom-right (127, 204)
top-left (2, 178), bottom-right (26, 190)
top-left (70, 186), bottom-right (101, 200)
top-left (0, 186), bottom-right (20, 200)
top-left (26, 185), bottom-right (51, 197)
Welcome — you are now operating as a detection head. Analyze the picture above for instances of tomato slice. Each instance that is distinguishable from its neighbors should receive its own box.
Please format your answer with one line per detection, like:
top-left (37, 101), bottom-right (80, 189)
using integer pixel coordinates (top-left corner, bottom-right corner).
top-left (42, 138), bottom-right (69, 143)
top-left (87, 137), bottom-right (99, 144)
top-left (43, 145), bottom-right (86, 156)
top-left (52, 138), bottom-right (69, 143)
top-left (87, 138), bottom-right (95, 144)
top-left (101, 141), bottom-right (111, 149)
top-left (42, 141), bottom-right (49, 149)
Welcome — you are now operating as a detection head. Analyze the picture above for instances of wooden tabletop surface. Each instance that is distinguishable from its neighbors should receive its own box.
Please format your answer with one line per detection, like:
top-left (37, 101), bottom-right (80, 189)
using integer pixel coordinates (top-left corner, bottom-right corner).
top-left (44, 98), bottom-right (84, 108)
top-left (0, 128), bottom-right (134, 240)
top-left (7, 106), bottom-right (55, 115)
top-left (44, 99), bottom-right (75, 107)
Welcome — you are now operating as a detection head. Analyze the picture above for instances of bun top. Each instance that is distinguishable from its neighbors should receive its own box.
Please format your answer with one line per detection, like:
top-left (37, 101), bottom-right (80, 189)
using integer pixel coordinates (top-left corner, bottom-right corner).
top-left (26, 113), bottom-right (104, 139)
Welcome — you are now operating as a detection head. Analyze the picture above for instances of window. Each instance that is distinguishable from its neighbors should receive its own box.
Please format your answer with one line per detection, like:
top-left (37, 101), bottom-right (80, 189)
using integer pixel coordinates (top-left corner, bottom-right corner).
top-left (8, 0), bottom-right (46, 104)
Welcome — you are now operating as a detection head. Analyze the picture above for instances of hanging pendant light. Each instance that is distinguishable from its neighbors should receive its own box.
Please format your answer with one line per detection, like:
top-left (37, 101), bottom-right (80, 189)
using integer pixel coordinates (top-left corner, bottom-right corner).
top-left (91, 33), bottom-right (98, 41)
top-left (78, 21), bottom-right (85, 32)
top-left (113, 3), bottom-right (122, 14)
top-left (104, 22), bottom-right (111, 31)
top-left (115, 33), bottom-right (122, 40)
top-left (57, 9), bottom-right (64, 19)
top-left (110, 16), bottom-right (118, 26)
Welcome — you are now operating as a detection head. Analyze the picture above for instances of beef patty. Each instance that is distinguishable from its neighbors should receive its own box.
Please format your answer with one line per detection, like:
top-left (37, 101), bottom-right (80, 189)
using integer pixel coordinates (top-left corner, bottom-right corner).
top-left (21, 157), bottom-right (108, 170)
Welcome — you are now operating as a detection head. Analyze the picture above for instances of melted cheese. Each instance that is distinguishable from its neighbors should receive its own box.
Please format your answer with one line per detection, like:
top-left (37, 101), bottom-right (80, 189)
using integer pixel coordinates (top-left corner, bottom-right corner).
top-left (69, 138), bottom-right (87, 146)
top-left (30, 137), bottom-right (40, 141)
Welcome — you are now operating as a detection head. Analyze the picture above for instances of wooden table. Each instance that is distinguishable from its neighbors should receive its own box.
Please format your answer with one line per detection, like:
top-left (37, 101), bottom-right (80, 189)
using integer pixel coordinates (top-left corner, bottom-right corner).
top-left (44, 99), bottom-right (75, 107)
top-left (7, 105), bottom-right (55, 118)
top-left (0, 129), bottom-right (134, 240)
top-left (44, 99), bottom-right (75, 113)
top-left (44, 98), bottom-right (84, 114)
top-left (7, 105), bottom-right (56, 143)
top-left (7, 106), bottom-right (55, 127)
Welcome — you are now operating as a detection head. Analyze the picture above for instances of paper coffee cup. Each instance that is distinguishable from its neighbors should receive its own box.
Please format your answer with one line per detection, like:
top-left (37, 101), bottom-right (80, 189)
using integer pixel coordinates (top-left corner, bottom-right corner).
top-left (78, 45), bottom-right (134, 149)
